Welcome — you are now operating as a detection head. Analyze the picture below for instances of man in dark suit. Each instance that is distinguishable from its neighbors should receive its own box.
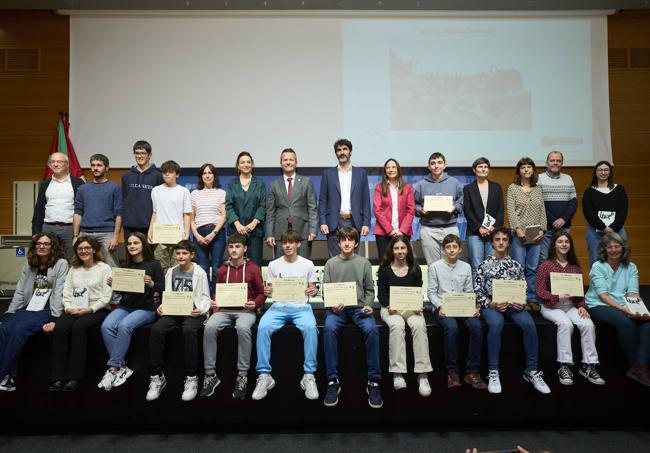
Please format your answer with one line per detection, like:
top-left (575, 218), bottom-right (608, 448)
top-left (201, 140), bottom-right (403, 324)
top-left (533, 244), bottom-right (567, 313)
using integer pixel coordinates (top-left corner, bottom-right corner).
top-left (265, 148), bottom-right (318, 258)
top-left (318, 139), bottom-right (371, 257)
top-left (32, 152), bottom-right (84, 257)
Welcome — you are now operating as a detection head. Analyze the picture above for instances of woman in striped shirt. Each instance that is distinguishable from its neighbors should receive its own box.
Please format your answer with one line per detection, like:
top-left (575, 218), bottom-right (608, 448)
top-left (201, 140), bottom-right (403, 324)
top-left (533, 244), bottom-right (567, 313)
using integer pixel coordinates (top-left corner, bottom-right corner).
top-left (191, 163), bottom-right (227, 295)
top-left (507, 157), bottom-right (546, 303)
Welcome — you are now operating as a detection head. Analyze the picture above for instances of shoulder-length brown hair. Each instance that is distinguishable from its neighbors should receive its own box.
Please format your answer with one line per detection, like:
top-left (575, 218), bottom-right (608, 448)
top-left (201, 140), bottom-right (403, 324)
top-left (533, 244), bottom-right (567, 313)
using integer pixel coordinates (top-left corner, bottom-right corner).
top-left (591, 160), bottom-right (615, 189)
top-left (597, 232), bottom-right (631, 265)
top-left (70, 235), bottom-right (106, 268)
top-left (125, 231), bottom-right (154, 266)
top-left (27, 233), bottom-right (64, 269)
top-left (380, 158), bottom-right (405, 197)
top-left (513, 157), bottom-right (538, 187)
top-left (379, 235), bottom-right (419, 275)
top-left (196, 163), bottom-right (221, 190)
top-left (547, 229), bottom-right (580, 267)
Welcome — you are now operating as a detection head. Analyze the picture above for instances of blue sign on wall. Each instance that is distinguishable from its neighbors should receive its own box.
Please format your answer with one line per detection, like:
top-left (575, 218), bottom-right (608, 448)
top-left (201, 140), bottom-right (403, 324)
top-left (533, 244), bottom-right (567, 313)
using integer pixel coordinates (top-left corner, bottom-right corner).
top-left (15, 247), bottom-right (25, 257)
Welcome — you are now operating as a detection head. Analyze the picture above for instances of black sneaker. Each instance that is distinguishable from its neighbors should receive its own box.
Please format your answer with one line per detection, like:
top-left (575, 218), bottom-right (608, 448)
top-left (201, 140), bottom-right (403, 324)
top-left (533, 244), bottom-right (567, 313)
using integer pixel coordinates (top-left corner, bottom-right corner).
top-left (367, 380), bottom-right (383, 409)
top-left (323, 380), bottom-right (340, 407)
top-left (200, 374), bottom-right (221, 398)
top-left (232, 375), bottom-right (248, 400)
top-left (48, 380), bottom-right (64, 392)
top-left (579, 364), bottom-right (606, 385)
top-left (0, 375), bottom-right (16, 392)
top-left (62, 380), bottom-right (78, 392)
top-left (558, 364), bottom-right (573, 385)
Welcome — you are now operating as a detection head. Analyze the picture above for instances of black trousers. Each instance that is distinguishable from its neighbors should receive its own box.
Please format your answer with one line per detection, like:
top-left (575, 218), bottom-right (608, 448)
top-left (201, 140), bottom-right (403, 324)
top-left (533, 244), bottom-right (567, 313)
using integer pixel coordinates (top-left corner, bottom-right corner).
top-left (51, 310), bottom-right (108, 381)
top-left (149, 315), bottom-right (204, 376)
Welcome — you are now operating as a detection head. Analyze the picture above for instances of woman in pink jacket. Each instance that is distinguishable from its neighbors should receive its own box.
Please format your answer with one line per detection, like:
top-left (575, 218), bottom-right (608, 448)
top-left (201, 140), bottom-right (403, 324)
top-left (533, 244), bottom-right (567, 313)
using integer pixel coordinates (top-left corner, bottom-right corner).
top-left (373, 158), bottom-right (415, 261)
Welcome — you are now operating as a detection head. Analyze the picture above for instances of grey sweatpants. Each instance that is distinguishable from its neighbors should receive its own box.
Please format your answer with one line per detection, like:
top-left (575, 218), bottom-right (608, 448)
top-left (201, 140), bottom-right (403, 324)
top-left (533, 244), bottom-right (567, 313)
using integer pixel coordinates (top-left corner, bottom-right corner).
top-left (203, 310), bottom-right (256, 375)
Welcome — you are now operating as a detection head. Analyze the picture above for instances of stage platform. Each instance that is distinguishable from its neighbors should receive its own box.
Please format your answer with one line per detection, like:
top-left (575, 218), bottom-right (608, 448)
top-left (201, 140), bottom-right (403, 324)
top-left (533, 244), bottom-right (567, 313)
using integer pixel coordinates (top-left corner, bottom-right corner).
top-left (1, 290), bottom-right (650, 431)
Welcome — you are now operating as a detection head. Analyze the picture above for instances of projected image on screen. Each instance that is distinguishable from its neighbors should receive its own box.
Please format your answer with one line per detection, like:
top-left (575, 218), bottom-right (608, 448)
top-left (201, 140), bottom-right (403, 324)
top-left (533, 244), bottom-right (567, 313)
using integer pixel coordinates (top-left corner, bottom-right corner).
top-left (390, 51), bottom-right (531, 130)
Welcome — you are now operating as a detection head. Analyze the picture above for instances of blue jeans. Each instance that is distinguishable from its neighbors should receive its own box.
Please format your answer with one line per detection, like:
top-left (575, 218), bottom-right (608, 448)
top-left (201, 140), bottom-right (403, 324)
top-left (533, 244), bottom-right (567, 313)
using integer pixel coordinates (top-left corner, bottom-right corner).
top-left (434, 309), bottom-right (483, 373)
top-left (481, 306), bottom-right (539, 372)
top-left (101, 307), bottom-right (156, 368)
top-left (0, 307), bottom-right (51, 378)
top-left (466, 234), bottom-right (494, 285)
top-left (323, 307), bottom-right (381, 381)
top-left (590, 305), bottom-right (650, 366)
top-left (509, 235), bottom-right (540, 302)
top-left (193, 226), bottom-right (226, 296)
top-left (256, 304), bottom-right (318, 374)
top-left (586, 225), bottom-right (627, 266)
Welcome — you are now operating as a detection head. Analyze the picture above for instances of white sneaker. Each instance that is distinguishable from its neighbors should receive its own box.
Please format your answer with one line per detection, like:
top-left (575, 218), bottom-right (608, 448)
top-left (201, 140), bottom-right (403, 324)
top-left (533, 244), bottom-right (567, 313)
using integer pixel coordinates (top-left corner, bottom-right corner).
top-left (524, 370), bottom-right (551, 394)
top-left (417, 373), bottom-right (431, 397)
top-left (113, 366), bottom-right (134, 388)
top-left (182, 375), bottom-right (199, 401)
top-left (146, 374), bottom-right (166, 401)
top-left (97, 369), bottom-right (116, 391)
top-left (300, 373), bottom-right (319, 400)
top-left (393, 373), bottom-right (407, 390)
top-left (252, 373), bottom-right (275, 400)
top-left (488, 370), bottom-right (502, 394)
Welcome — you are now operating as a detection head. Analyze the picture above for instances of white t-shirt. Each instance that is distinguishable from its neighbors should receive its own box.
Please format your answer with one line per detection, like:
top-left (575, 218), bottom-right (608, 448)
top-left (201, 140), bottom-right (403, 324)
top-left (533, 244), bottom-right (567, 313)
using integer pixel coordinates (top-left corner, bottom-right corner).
top-left (267, 255), bottom-right (317, 304)
top-left (151, 184), bottom-right (192, 235)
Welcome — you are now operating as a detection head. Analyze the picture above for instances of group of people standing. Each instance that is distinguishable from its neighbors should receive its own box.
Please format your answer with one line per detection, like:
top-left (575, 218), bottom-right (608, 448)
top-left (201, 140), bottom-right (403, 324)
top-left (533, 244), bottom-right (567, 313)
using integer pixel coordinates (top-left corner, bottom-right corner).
top-left (0, 139), bottom-right (647, 410)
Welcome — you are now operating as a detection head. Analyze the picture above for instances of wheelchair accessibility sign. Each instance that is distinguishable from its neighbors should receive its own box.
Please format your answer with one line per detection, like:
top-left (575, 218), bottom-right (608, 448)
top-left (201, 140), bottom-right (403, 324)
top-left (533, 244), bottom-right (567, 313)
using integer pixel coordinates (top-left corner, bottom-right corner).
top-left (15, 247), bottom-right (25, 257)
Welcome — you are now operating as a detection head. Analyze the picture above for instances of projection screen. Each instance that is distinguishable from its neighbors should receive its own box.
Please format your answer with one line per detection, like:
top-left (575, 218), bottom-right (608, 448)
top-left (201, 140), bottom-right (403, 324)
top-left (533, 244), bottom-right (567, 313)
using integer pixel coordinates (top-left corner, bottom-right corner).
top-left (68, 11), bottom-right (612, 168)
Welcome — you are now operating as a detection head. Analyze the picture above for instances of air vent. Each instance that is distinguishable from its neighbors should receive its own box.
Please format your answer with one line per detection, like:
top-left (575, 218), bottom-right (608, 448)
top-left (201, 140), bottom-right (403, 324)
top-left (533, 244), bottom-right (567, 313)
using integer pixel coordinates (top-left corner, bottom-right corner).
top-left (5, 48), bottom-right (40, 72)
top-left (608, 48), bottom-right (628, 69)
top-left (630, 48), bottom-right (650, 69)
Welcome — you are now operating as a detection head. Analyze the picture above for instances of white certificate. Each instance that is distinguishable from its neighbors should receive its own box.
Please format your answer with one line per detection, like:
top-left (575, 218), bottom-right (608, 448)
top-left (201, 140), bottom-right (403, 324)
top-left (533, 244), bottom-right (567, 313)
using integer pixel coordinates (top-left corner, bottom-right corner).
top-left (482, 213), bottom-right (496, 229)
top-left (550, 272), bottom-right (584, 297)
top-left (162, 291), bottom-right (194, 316)
top-left (442, 292), bottom-right (477, 317)
top-left (389, 286), bottom-right (423, 311)
top-left (152, 223), bottom-right (183, 244)
top-left (625, 297), bottom-right (649, 316)
top-left (492, 279), bottom-right (526, 304)
top-left (424, 195), bottom-right (453, 212)
top-left (26, 288), bottom-right (51, 312)
top-left (323, 282), bottom-right (358, 308)
top-left (71, 287), bottom-right (89, 308)
top-left (111, 267), bottom-right (145, 293)
top-left (215, 282), bottom-right (247, 308)
top-left (271, 277), bottom-right (307, 303)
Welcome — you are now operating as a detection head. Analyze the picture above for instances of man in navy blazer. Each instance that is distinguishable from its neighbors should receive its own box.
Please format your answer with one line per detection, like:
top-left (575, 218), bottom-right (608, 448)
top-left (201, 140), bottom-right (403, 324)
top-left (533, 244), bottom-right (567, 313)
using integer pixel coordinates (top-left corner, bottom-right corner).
top-left (318, 139), bottom-right (371, 257)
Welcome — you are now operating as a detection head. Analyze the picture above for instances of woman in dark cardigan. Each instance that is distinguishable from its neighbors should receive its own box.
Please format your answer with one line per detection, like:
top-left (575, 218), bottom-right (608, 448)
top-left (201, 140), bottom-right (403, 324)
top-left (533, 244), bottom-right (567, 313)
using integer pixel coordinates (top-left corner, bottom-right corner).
top-left (462, 157), bottom-right (504, 283)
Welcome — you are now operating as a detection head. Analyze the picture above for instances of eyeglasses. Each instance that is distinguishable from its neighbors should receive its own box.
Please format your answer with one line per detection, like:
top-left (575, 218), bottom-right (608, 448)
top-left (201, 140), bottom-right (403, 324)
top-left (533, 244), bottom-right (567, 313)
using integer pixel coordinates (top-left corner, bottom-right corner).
top-left (35, 242), bottom-right (52, 247)
top-left (48, 160), bottom-right (67, 164)
top-left (77, 246), bottom-right (93, 252)
top-left (134, 152), bottom-right (149, 157)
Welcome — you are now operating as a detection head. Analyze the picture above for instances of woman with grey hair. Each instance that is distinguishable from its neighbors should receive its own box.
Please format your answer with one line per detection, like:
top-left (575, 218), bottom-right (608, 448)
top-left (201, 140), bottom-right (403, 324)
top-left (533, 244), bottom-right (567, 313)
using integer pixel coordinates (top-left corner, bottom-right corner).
top-left (585, 232), bottom-right (650, 386)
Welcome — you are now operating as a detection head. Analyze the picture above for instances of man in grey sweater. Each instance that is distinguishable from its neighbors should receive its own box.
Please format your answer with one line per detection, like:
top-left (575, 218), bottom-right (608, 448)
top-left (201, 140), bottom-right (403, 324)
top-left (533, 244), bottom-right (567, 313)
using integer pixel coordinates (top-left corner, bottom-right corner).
top-left (321, 227), bottom-right (382, 409)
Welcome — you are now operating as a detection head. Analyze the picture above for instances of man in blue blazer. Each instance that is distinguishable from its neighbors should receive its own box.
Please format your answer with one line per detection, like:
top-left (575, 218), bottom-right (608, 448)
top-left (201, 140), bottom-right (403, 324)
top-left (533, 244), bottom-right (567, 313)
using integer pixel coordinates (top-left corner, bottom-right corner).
top-left (318, 139), bottom-right (371, 257)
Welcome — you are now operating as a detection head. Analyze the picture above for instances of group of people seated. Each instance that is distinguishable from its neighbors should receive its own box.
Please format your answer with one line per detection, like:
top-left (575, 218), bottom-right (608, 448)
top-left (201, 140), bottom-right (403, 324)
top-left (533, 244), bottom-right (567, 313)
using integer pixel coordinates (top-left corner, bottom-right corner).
top-left (0, 139), bottom-right (647, 410)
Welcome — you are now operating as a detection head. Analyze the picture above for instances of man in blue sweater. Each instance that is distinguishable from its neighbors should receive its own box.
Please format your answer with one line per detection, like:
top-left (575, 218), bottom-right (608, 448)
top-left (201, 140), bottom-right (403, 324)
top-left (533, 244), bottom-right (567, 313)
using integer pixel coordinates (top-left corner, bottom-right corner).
top-left (73, 154), bottom-right (122, 267)
top-left (414, 152), bottom-right (464, 265)
top-left (121, 140), bottom-right (164, 239)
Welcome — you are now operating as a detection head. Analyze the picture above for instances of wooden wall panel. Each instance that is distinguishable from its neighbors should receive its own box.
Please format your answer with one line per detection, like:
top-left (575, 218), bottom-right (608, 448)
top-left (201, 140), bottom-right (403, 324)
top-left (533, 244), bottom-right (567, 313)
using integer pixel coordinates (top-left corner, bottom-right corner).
top-left (609, 71), bottom-right (650, 103)
top-left (0, 75), bottom-right (68, 106)
top-left (611, 133), bottom-right (650, 164)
